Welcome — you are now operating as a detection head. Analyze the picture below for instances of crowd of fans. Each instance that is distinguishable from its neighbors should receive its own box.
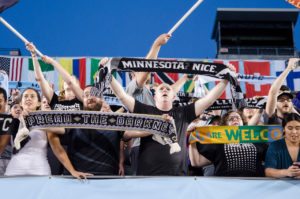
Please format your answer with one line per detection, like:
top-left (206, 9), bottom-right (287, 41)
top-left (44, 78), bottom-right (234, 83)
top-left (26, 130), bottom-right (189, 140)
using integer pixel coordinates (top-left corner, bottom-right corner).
top-left (0, 33), bottom-right (300, 180)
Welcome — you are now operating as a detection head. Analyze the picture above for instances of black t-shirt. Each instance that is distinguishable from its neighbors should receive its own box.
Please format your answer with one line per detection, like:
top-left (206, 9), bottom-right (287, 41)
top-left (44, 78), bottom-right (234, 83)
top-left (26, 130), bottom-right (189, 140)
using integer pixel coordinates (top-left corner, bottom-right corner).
top-left (263, 110), bottom-right (283, 125)
top-left (65, 129), bottom-right (124, 175)
top-left (133, 100), bottom-right (196, 176)
top-left (50, 93), bottom-right (83, 111)
top-left (196, 143), bottom-right (268, 177)
top-left (49, 93), bottom-right (83, 146)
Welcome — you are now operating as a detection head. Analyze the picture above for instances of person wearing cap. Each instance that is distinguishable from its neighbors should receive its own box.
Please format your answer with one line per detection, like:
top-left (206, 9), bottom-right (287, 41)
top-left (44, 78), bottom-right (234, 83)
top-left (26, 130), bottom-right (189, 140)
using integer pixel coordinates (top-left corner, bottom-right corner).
top-left (264, 58), bottom-right (300, 125)
top-left (8, 101), bottom-right (23, 119)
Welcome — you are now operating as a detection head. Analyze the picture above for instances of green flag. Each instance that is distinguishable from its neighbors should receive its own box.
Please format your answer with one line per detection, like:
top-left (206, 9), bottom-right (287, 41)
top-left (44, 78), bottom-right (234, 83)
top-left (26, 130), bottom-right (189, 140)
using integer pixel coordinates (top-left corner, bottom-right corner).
top-left (90, 58), bottom-right (101, 85)
top-left (28, 58), bottom-right (56, 85)
top-left (28, 58), bottom-right (54, 72)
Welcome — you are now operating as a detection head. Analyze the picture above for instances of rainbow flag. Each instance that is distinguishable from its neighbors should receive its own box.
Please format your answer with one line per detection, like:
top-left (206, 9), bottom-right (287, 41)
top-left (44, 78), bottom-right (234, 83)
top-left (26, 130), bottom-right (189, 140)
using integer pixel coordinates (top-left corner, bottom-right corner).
top-left (58, 58), bottom-right (86, 90)
top-left (189, 125), bottom-right (283, 144)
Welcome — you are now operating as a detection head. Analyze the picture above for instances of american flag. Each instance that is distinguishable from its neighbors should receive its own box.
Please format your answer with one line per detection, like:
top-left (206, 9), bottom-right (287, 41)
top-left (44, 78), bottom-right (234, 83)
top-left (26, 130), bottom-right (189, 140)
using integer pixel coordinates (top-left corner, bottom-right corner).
top-left (0, 56), bottom-right (23, 81)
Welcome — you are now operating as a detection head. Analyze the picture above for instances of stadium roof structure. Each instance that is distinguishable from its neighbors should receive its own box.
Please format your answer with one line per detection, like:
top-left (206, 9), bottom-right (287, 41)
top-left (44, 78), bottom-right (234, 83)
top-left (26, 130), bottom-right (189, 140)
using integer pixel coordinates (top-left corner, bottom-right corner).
top-left (212, 8), bottom-right (299, 39)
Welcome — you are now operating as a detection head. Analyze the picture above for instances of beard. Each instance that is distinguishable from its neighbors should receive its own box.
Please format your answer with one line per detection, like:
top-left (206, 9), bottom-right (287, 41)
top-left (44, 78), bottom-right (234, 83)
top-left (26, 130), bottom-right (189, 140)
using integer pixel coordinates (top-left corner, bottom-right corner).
top-left (84, 100), bottom-right (102, 111)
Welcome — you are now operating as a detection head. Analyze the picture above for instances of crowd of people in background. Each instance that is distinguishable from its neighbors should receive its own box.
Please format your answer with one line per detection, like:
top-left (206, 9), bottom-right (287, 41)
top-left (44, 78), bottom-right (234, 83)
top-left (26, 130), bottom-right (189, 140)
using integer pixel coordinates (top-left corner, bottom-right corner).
top-left (0, 33), bottom-right (300, 180)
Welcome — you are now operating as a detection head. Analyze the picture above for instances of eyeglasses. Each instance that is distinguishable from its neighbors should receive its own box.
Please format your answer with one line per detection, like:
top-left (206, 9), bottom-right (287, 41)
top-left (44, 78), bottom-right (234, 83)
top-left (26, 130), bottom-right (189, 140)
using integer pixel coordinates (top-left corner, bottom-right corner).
top-left (84, 93), bottom-right (92, 98)
top-left (227, 116), bottom-right (242, 122)
top-left (278, 98), bottom-right (292, 103)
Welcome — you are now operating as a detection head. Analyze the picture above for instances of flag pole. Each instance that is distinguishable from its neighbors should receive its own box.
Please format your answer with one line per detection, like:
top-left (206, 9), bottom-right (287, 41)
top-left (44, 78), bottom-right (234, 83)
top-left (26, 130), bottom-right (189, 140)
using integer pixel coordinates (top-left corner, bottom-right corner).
top-left (168, 0), bottom-right (204, 35)
top-left (0, 17), bottom-right (43, 57)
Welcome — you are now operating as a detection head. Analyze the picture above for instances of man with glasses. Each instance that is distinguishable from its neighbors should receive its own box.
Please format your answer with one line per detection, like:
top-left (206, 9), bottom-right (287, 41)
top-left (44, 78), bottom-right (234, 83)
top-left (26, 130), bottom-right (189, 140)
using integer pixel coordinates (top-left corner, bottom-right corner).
top-left (264, 58), bottom-right (300, 125)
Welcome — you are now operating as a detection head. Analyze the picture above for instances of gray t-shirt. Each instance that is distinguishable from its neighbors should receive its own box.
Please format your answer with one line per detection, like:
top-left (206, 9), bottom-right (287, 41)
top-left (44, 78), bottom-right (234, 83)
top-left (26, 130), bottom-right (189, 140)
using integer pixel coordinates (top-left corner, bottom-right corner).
top-left (126, 78), bottom-right (156, 147)
top-left (126, 78), bottom-right (155, 106)
top-left (263, 110), bottom-right (283, 125)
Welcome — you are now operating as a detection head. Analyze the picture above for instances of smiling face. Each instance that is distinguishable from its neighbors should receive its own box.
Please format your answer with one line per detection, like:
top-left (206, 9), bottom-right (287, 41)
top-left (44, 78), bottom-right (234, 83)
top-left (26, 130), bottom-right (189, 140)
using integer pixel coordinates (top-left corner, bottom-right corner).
top-left (10, 103), bottom-right (22, 118)
top-left (284, 120), bottom-right (300, 144)
top-left (154, 83), bottom-right (175, 104)
top-left (83, 86), bottom-right (102, 111)
top-left (20, 89), bottom-right (41, 111)
top-left (226, 111), bottom-right (243, 126)
top-left (277, 95), bottom-right (293, 114)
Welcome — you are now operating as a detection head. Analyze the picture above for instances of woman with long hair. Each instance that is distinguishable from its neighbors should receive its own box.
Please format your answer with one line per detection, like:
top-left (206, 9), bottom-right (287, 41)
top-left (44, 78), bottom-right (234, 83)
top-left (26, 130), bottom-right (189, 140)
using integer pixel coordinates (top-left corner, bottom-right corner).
top-left (25, 43), bottom-right (91, 180)
top-left (189, 110), bottom-right (268, 177)
top-left (5, 88), bottom-right (50, 175)
top-left (265, 113), bottom-right (300, 178)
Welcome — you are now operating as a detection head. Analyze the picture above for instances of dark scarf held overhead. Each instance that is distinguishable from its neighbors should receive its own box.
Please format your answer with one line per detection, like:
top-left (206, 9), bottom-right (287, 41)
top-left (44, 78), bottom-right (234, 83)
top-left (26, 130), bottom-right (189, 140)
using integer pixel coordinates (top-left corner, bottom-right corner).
top-left (176, 96), bottom-right (267, 110)
top-left (91, 57), bottom-right (245, 110)
top-left (22, 110), bottom-right (180, 154)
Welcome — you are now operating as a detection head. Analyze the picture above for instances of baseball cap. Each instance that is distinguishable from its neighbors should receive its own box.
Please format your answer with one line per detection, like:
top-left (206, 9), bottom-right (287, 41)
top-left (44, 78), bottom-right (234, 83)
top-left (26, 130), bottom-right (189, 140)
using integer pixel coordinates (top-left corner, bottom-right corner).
top-left (9, 101), bottom-right (20, 109)
top-left (277, 91), bottom-right (293, 100)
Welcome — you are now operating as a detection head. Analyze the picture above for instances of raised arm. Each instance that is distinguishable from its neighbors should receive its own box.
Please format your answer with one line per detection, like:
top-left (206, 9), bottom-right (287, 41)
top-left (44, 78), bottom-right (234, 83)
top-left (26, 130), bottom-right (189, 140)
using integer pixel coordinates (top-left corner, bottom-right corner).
top-left (266, 58), bottom-right (300, 117)
top-left (135, 33), bottom-right (171, 88)
top-left (247, 109), bottom-right (263, 126)
top-left (171, 74), bottom-right (190, 95)
top-left (194, 79), bottom-right (228, 117)
top-left (25, 43), bottom-right (54, 102)
top-left (194, 64), bottom-right (236, 117)
top-left (110, 76), bottom-right (135, 112)
top-left (41, 56), bottom-right (84, 102)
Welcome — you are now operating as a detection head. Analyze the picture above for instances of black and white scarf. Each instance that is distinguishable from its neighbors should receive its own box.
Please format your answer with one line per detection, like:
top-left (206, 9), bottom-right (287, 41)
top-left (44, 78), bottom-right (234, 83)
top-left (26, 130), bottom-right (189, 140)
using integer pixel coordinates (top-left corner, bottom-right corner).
top-left (91, 57), bottom-right (245, 110)
top-left (22, 111), bottom-right (180, 154)
top-left (175, 96), bottom-right (267, 110)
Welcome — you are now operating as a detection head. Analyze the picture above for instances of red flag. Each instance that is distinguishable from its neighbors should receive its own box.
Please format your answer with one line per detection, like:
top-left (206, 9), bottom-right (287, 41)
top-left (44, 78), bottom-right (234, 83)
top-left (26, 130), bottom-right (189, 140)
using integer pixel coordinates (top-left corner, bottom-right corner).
top-left (243, 61), bottom-right (271, 98)
top-left (286, 0), bottom-right (300, 9)
top-left (154, 72), bottom-right (179, 85)
top-left (79, 58), bottom-right (86, 89)
top-left (154, 58), bottom-right (179, 85)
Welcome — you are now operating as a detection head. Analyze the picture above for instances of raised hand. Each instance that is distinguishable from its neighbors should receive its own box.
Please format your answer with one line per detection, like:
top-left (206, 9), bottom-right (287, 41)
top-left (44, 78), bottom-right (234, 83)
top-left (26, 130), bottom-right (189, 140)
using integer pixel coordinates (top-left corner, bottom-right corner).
top-left (25, 42), bottom-right (36, 55)
top-left (99, 57), bottom-right (109, 67)
top-left (154, 33), bottom-right (171, 46)
top-left (226, 63), bottom-right (236, 73)
top-left (287, 58), bottom-right (300, 70)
